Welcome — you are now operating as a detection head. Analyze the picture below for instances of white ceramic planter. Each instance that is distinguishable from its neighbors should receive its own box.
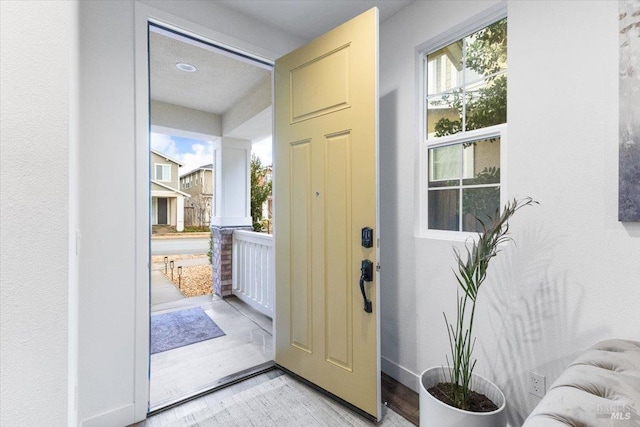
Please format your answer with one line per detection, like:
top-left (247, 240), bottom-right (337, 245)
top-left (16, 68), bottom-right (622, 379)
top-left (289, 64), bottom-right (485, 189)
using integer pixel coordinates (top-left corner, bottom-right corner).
top-left (419, 367), bottom-right (506, 427)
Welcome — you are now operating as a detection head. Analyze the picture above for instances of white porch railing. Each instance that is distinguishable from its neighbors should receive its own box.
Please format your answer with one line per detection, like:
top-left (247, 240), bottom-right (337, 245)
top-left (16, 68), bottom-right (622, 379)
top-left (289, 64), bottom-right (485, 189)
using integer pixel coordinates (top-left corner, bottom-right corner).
top-left (232, 230), bottom-right (274, 318)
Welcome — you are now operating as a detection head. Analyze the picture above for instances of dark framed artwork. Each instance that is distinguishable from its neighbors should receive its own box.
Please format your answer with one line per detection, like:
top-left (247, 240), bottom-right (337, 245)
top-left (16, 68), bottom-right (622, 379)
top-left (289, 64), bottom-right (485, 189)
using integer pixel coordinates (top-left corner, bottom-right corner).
top-left (619, 0), bottom-right (640, 222)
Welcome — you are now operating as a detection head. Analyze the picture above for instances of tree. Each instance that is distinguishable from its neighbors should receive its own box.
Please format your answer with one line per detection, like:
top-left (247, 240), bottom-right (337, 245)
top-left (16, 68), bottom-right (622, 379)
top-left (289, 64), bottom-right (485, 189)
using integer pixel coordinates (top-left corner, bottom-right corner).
top-left (250, 154), bottom-right (272, 232)
top-left (433, 19), bottom-right (507, 138)
top-left (189, 194), bottom-right (212, 227)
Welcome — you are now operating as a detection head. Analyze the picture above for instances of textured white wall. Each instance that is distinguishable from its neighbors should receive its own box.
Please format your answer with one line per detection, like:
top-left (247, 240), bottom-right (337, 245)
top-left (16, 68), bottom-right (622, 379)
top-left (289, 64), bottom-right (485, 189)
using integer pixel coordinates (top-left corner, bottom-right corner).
top-left (72, 1), bottom-right (303, 425)
top-left (380, 1), bottom-right (640, 425)
top-left (6, 1), bottom-right (637, 425)
top-left (379, 0), bottom-right (502, 391)
top-left (75, 2), bottom-right (138, 424)
top-left (0, 1), bottom-right (73, 426)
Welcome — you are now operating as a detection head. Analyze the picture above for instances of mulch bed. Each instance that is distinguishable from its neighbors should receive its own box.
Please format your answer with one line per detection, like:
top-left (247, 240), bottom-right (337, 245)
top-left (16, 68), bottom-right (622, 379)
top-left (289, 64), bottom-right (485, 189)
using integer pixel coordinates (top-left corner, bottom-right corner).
top-left (155, 255), bottom-right (213, 298)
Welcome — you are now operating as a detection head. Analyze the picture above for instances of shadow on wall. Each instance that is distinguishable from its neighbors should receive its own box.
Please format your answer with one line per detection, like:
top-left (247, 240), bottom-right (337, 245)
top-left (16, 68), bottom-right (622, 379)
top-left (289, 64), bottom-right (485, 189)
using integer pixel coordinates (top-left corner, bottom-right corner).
top-left (623, 221), bottom-right (640, 238)
top-left (480, 223), bottom-right (610, 426)
top-left (379, 89), bottom-right (403, 365)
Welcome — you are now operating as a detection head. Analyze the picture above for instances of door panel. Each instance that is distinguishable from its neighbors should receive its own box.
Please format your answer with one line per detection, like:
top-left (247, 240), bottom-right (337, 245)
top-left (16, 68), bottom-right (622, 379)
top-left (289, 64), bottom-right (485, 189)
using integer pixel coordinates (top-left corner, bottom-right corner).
top-left (324, 131), bottom-right (353, 371)
top-left (290, 45), bottom-right (350, 122)
top-left (289, 140), bottom-right (313, 353)
top-left (275, 8), bottom-right (379, 420)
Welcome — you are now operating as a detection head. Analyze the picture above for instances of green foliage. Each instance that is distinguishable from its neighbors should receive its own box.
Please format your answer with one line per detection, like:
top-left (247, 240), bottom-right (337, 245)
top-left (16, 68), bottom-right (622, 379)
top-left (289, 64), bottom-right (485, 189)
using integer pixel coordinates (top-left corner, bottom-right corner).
top-left (466, 19), bottom-right (507, 76)
top-left (250, 154), bottom-right (272, 232)
top-left (466, 75), bottom-right (507, 131)
top-left (433, 18), bottom-right (507, 138)
top-left (444, 197), bottom-right (538, 410)
top-left (462, 167), bottom-right (501, 232)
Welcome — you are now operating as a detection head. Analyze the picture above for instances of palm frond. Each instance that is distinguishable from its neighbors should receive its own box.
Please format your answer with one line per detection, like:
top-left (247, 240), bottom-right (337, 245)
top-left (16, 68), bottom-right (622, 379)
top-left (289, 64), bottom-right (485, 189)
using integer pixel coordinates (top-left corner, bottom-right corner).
top-left (442, 197), bottom-right (538, 409)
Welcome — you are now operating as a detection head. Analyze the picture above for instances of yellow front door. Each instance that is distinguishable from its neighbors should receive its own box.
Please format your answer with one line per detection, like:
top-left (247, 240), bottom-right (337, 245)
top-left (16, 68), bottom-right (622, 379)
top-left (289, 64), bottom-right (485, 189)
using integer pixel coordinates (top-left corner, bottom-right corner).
top-left (274, 8), bottom-right (380, 420)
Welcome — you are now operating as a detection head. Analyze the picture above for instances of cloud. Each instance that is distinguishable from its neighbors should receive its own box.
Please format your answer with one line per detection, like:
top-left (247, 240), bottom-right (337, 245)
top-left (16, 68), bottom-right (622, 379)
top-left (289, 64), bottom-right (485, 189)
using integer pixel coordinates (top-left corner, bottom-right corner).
top-left (152, 132), bottom-right (271, 174)
top-left (151, 132), bottom-right (213, 175)
top-left (180, 142), bottom-right (214, 173)
top-left (252, 136), bottom-right (272, 166)
top-left (150, 133), bottom-right (179, 158)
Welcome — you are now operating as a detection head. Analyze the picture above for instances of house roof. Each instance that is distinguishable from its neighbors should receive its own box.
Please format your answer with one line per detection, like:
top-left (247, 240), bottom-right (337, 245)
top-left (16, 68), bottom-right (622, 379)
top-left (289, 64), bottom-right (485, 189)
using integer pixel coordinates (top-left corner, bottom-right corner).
top-left (151, 179), bottom-right (191, 197)
top-left (181, 164), bottom-right (213, 177)
top-left (151, 149), bottom-right (184, 166)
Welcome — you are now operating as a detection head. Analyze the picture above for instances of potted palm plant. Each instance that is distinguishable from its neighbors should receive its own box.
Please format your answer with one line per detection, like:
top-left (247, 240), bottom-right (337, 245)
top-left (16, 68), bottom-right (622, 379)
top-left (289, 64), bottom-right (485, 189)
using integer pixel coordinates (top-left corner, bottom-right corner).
top-left (420, 197), bottom-right (538, 427)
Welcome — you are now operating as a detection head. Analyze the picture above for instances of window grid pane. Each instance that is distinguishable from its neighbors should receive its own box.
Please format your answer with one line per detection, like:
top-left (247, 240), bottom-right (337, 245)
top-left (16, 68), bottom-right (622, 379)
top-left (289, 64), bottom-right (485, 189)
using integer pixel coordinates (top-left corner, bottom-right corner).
top-left (462, 186), bottom-right (500, 232)
top-left (425, 17), bottom-right (506, 232)
top-left (427, 136), bottom-right (501, 232)
top-left (428, 189), bottom-right (460, 231)
top-left (426, 18), bottom-right (507, 139)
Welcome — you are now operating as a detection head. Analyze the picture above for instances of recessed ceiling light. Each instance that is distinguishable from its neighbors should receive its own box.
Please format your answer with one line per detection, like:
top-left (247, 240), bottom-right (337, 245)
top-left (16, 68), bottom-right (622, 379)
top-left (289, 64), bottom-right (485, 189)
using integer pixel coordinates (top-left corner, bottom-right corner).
top-left (176, 62), bottom-right (197, 73)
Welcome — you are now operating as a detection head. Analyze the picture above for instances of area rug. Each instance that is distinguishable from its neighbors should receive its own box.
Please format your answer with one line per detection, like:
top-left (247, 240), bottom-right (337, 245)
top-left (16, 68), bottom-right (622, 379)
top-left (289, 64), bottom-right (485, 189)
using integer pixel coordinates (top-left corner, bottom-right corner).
top-left (150, 307), bottom-right (225, 354)
top-left (166, 375), bottom-right (411, 426)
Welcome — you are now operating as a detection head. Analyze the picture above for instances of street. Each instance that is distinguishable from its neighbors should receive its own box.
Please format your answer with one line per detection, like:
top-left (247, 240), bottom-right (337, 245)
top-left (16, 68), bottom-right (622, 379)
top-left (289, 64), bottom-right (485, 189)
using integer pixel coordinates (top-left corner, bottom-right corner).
top-left (151, 237), bottom-right (210, 255)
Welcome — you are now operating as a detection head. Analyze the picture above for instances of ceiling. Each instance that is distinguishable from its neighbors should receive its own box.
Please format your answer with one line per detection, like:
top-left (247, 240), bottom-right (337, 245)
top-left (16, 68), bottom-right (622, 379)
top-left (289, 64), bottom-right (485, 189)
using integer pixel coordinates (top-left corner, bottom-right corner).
top-left (150, 30), bottom-right (271, 116)
top-left (217, 0), bottom-right (414, 41)
top-left (149, 1), bottom-right (414, 141)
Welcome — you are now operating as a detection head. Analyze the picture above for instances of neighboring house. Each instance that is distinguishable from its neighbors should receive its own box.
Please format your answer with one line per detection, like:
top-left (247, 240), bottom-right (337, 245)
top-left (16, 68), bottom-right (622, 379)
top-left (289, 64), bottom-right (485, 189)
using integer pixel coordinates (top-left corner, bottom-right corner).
top-left (180, 164), bottom-right (214, 227)
top-left (151, 149), bottom-right (190, 232)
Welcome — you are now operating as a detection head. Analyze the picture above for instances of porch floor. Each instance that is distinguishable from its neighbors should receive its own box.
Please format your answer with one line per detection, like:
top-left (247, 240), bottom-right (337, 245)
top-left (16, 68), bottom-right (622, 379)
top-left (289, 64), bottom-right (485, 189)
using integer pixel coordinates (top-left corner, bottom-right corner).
top-left (150, 282), bottom-right (272, 411)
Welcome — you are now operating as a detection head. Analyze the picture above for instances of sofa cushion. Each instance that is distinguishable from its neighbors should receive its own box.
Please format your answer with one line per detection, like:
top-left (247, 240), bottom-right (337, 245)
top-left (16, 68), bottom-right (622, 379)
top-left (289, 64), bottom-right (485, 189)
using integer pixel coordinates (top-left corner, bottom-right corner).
top-left (523, 339), bottom-right (640, 426)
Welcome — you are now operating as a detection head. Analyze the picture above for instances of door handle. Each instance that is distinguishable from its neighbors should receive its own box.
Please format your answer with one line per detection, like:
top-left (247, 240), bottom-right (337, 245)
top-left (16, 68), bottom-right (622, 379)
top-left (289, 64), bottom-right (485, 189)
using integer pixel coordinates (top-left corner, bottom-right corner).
top-left (360, 260), bottom-right (373, 313)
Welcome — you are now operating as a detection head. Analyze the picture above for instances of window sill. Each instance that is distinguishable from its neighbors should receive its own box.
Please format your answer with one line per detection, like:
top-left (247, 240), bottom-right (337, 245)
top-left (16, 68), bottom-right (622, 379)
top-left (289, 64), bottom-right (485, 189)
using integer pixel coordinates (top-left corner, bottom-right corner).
top-left (416, 229), bottom-right (480, 243)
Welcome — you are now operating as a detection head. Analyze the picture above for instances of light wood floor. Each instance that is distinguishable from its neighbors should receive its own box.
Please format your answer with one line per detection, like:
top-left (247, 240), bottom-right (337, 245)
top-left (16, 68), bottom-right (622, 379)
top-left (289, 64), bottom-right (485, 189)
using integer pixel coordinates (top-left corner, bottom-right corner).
top-left (146, 281), bottom-right (419, 424)
top-left (135, 369), bottom-right (418, 426)
top-left (134, 369), bottom-right (286, 426)
top-left (149, 294), bottom-right (273, 411)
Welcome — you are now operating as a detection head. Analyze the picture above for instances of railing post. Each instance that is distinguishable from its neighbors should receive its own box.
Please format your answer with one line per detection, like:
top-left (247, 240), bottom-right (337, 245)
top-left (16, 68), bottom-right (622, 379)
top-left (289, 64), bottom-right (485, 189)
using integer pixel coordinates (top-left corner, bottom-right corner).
top-left (210, 225), bottom-right (252, 297)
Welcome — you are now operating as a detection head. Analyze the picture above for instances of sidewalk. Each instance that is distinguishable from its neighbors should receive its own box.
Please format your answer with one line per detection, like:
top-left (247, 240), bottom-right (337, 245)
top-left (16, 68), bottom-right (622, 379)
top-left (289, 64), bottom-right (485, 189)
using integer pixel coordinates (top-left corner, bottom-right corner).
top-left (151, 257), bottom-right (211, 306)
top-left (151, 232), bottom-right (211, 240)
top-left (151, 270), bottom-right (185, 306)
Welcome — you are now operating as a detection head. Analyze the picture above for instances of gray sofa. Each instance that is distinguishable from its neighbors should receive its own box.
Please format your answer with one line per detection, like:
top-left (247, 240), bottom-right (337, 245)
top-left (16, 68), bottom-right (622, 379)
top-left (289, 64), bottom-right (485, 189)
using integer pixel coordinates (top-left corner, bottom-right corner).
top-left (523, 339), bottom-right (640, 426)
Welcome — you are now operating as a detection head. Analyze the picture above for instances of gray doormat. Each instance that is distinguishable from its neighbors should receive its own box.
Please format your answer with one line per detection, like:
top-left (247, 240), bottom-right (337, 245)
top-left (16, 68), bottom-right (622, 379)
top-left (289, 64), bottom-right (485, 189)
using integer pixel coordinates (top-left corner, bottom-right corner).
top-left (151, 307), bottom-right (225, 354)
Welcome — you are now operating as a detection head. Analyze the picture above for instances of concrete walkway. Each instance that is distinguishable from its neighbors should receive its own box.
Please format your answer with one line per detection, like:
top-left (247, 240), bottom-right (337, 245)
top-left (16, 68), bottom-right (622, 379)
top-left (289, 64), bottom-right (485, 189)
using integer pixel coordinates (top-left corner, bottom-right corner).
top-left (150, 257), bottom-right (211, 306)
top-left (151, 270), bottom-right (185, 306)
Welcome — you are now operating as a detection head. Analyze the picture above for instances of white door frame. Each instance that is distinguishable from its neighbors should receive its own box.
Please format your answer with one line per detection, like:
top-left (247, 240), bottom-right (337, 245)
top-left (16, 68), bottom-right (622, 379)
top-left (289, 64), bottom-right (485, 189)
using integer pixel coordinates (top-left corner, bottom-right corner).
top-left (133, 3), bottom-right (278, 420)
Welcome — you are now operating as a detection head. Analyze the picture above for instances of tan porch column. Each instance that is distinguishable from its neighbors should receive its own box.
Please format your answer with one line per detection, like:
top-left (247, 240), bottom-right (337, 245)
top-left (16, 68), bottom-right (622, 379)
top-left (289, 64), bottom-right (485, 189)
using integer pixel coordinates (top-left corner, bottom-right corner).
top-left (210, 137), bottom-right (252, 297)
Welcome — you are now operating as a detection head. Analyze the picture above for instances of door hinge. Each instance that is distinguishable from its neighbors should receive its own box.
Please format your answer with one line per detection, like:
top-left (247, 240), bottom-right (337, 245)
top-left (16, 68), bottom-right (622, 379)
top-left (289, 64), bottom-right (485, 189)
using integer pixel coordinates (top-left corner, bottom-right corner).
top-left (376, 262), bottom-right (381, 272)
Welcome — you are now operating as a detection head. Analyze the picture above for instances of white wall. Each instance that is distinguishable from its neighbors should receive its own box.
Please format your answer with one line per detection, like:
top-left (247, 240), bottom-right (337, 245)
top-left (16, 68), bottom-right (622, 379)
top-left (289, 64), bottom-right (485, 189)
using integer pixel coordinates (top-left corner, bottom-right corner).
top-left (5, 0), bottom-right (639, 425)
top-left (72, 2), bottom-right (302, 425)
top-left (0, 2), bottom-right (74, 426)
top-left (380, 1), bottom-right (640, 425)
top-left (1, 1), bottom-right (303, 426)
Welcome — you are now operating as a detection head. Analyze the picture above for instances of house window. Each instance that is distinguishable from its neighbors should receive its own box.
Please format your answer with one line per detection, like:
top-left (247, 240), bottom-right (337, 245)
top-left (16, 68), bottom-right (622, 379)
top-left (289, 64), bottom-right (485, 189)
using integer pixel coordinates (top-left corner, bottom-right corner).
top-left (155, 163), bottom-right (171, 182)
top-left (423, 16), bottom-right (507, 233)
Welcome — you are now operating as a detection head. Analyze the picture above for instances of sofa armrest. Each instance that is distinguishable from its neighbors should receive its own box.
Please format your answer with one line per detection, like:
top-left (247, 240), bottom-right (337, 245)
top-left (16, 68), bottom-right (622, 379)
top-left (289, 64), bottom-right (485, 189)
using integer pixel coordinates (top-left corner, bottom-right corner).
top-left (523, 339), bottom-right (640, 427)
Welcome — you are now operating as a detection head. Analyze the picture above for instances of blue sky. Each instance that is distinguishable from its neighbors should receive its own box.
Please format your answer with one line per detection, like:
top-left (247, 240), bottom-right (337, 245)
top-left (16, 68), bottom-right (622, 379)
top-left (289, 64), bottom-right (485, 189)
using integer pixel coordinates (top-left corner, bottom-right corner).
top-left (151, 133), bottom-right (272, 175)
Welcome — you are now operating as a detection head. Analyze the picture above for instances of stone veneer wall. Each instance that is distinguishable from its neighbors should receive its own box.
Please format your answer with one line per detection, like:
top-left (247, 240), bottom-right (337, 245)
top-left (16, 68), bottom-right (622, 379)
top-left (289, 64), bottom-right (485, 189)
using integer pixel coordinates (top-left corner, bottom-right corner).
top-left (211, 226), bottom-right (252, 297)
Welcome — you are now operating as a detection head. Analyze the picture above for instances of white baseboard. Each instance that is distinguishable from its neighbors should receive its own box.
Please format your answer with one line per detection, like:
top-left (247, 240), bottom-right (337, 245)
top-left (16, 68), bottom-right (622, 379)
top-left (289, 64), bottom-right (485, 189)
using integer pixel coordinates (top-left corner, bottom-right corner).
top-left (81, 403), bottom-right (135, 427)
top-left (381, 356), bottom-right (420, 393)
